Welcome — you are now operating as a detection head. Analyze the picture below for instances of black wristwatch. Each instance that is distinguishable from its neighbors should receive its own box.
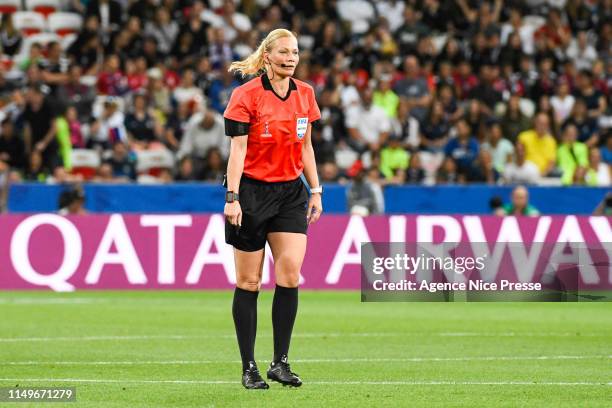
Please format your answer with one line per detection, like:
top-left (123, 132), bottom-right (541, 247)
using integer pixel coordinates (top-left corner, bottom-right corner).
top-left (225, 191), bottom-right (239, 203)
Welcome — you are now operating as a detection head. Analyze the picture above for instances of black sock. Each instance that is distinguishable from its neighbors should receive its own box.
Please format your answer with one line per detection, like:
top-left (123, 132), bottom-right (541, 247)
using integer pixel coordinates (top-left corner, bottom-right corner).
top-left (272, 284), bottom-right (298, 362)
top-left (232, 287), bottom-right (259, 371)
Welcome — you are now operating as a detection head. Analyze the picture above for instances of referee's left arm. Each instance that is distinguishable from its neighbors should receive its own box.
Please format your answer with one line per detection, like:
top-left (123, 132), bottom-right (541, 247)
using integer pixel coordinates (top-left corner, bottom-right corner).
top-left (302, 123), bottom-right (322, 224)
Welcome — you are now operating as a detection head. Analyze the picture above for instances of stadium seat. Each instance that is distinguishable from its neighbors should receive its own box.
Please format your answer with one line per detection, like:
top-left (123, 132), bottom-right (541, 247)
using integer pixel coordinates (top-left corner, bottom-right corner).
top-left (207, 0), bottom-right (226, 9)
top-left (70, 149), bottom-right (101, 180)
top-left (12, 11), bottom-right (46, 36)
top-left (26, 0), bottom-right (60, 17)
top-left (47, 12), bottom-right (82, 36)
top-left (136, 149), bottom-right (175, 177)
top-left (60, 32), bottom-right (77, 49)
top-left (522, 15), bottom-right (546, 31)
top-left (0, 0), bottom-right (20, 14)
top-left (539, 177), bottom-right (563, 186)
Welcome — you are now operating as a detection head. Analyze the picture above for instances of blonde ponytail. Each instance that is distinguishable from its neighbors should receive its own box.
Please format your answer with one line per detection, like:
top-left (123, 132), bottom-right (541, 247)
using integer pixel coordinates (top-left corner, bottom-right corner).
top-left (228, 29), bottom-right (296, 77)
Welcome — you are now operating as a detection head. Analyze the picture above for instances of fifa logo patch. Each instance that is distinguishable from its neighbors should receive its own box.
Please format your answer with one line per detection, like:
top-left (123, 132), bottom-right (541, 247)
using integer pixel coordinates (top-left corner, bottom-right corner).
top-left (261, 121), bottom-right (272, 138)
top-left (296, 117), bottom-right (308, 139)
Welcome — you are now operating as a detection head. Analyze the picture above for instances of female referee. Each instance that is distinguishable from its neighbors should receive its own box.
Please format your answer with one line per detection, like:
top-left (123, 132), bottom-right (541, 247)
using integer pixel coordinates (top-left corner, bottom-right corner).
top-left (223, 29), bottom-right (322, 389)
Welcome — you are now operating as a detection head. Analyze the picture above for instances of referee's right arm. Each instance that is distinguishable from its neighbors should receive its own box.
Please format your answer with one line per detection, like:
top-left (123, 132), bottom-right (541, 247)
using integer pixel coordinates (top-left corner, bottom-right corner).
top-left (225, 135), bottom-right (247, 226)
top-left (224, 84), bottom-right (251, 227)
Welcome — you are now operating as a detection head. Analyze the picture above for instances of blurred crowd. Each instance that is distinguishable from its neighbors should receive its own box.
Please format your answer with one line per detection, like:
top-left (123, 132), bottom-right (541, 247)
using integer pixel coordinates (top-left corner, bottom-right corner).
top-left (0, 0), bottom-right (611, 204)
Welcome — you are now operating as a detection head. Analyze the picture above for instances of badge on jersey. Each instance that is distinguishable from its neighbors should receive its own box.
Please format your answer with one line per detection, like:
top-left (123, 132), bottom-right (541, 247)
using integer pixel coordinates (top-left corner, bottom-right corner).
top-left (261, 121), bottom-right (272, 138)
top-left (296, 116), bottom-right (308, 140)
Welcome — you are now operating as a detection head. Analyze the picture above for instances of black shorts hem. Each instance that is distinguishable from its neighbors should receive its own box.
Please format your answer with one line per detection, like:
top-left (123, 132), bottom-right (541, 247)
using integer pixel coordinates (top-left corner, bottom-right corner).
top-left (226, 241), bottom-right (266, 252)
top-left (266, 227), bottom-right (308, 235)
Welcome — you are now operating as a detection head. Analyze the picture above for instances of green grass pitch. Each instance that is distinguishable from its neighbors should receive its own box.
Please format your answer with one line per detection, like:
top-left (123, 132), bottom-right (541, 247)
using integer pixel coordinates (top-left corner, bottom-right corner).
top-left (0, 291), bottom-right (610, 407)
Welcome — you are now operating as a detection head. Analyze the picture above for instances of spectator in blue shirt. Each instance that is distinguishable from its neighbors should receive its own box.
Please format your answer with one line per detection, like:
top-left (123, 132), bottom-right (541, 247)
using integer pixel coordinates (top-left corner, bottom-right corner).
top-left (563, 98), bottom-right (599, 147)
top-left (208, 65), bottom-right (241, 113)
top-left (601, 132), bottom-right (612, 164)
top-left (445, 119), bottom-right (480, 175)
top-left (420, 99), bottom-right (450, 152)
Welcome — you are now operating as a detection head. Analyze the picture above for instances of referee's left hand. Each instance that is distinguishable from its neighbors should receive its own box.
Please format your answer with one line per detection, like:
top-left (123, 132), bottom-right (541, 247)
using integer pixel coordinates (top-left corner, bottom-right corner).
top-left (307, 194), bottom-right (322, 225)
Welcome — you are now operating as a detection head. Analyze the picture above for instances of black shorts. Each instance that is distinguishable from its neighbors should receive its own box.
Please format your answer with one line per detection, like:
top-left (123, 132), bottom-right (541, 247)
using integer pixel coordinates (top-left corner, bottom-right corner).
top-left (225, 175), bottom-right (309, 252)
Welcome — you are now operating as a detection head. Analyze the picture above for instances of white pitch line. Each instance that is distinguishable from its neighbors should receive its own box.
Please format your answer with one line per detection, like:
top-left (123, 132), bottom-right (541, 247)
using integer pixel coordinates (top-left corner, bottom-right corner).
top-left (0, 332), bottom-right (609, 343)
top-left (313, 381), bottom-right (612, 386)
top-left (0, 298), bottom-right (104, 305)
top-left (439, 332), bottom-right (609, 337)
top-left (0, 333), bottom-right (413, 342)
top-left (0, 378), bottom-right (608, 386)
top-left (4, 355), bottom-right (611, 366)
top-left (0, 335), bottom-right (215, 342)
top-left (298, 355), bottom-right (612, 363)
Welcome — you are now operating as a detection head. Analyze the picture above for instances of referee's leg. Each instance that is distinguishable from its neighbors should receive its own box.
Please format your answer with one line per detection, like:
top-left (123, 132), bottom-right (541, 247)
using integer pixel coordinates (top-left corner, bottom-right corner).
top-left (232, 248), bottom-right (269, 389)
top-left (266, 232), bottom-right (306, 387)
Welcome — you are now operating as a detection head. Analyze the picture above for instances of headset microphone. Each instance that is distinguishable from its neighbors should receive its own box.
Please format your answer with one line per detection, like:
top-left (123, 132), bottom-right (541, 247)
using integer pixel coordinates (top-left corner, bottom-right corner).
top-left (268, 59), bottom-right (292, 69)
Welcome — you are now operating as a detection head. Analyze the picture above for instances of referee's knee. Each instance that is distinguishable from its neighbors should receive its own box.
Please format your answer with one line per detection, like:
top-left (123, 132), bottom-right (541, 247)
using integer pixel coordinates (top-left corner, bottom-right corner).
top-left (276, 276), bottom-right (299, 288)
top-left (236, 279), bottom-right (261, 292)
top-left (275, 256), bottom-right (301, 287)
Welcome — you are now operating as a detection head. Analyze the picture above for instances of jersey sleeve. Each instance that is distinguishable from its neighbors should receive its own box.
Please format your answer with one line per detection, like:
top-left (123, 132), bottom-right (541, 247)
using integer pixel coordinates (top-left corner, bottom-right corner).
top-left (224, 86), bottom-right (250, 122)
top-left (308, 87), bottom-right (321, 123)
top-left (223, 86), bottom-right (251, 136)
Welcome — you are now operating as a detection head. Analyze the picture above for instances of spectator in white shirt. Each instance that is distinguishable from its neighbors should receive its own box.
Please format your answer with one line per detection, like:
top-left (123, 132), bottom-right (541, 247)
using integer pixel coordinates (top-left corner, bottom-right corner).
top-left (586, 147), bottom-right (611, 186)
top-left (219, 0), bottom-right (252, 43)
top-left (89, 97), bottom-right (128, 150)
top-left (376, 0), bottom-right (405, 32)
top-left (503, 141), bottom-right (541, 185)
top-left (177, 108), bottom-right (227, 173)
top-left (481, 121), bottom-right (514, 173)
top-left (566, 30), bottom-right (598, 71)
top-left (500, 8), bottom-right (536, 54)
top-left (145, 7), bottom-right (179, 56)
top-left (345, 87), bottom-right (391, 153)
top-left (200, 0), bottom-right (224, 28)
top-left (550, 79), bottom-right (575, 125)
top-left (340, 71), bottom-right (361, 110)
top-left (172, 68), bottom-right (204, 105)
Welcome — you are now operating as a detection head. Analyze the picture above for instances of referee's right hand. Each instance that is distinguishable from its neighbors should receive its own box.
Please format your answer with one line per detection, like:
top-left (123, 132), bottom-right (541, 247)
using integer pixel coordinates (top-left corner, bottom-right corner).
top-left (224, 201), bottom-right (242, 227)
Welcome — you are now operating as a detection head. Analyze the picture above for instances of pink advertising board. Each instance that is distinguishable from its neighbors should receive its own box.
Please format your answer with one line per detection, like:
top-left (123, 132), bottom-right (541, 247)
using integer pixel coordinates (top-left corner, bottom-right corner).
top-left (0, 214), bottom-right (610, 291)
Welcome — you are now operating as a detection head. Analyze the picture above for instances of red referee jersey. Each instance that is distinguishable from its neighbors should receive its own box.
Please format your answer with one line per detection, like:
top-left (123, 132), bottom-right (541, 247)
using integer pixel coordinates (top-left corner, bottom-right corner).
top-left (223, 74), bottom-right (321, 182)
